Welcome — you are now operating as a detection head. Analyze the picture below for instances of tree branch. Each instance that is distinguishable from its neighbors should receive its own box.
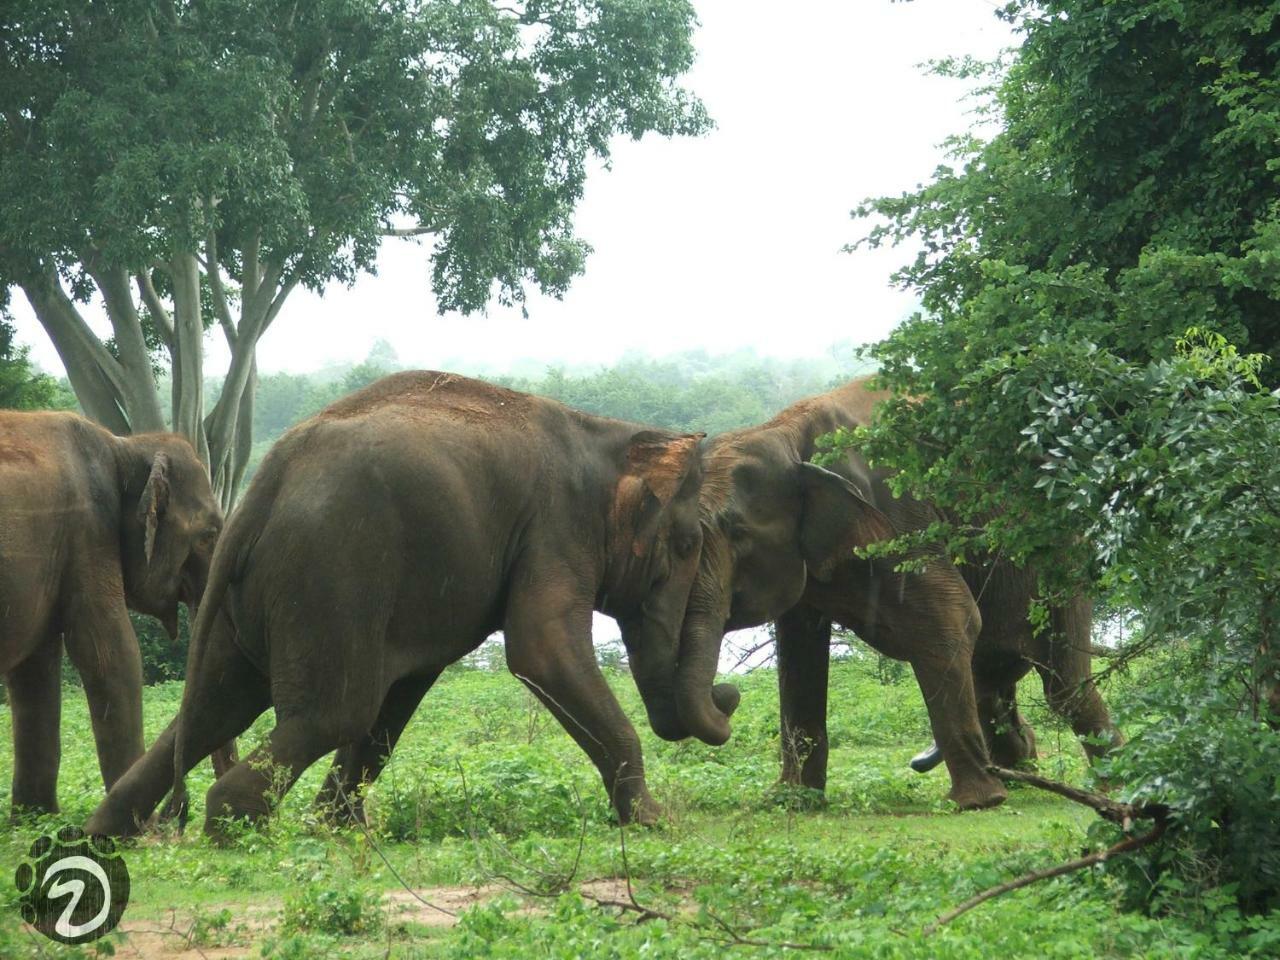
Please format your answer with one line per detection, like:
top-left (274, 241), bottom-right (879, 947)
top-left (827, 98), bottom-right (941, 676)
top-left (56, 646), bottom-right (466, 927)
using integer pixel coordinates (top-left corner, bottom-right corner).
top-left (924, 822), bottom-right (1168, 935)
top-left (83, 256), bottom-right (167, 434)
top-left (202, 208), bottom-right (238, 348)
top-left (381, 225), bottom-right (434, 237)
top-left (21, 268), bottom-right (131, 433)
top-left (989, 765), bottom-right (1167, 824)
top-left (135, 269), bottom-right (175, 352)
top-left (922, 767), bottom-right (1172, 935)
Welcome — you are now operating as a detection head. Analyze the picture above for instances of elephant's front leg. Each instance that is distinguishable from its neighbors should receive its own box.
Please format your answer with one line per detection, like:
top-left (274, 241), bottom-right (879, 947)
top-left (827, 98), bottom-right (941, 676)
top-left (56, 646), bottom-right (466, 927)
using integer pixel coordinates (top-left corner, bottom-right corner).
top-left (63, 602), bottom-right (145, 792)
top-left (6, 637), bottom-right (64, 816)
top-left (776, 603), bottom-right (832, 792)
top-left (911, 644), bottom-right (1007, 810)
top-left (504, 581), bottom-right (659, 825)
top-left (315, 669), bottom-right (441, 825)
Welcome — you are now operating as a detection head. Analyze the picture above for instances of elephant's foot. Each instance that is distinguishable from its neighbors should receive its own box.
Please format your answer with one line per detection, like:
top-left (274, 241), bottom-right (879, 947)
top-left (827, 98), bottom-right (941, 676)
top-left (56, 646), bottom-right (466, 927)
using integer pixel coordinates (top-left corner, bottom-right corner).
top-left (989, 723), bottom-right (1038, 769)
top-left (203, 780), bottom-right (273, 846)
top-left (84, 794), bottom-right (147, 839)
top-left (615, 788), bottom-right (663, 828)
top-left (10, 799), bottom-right (59, 823)
top-left (947, 778), bottom-right (1008, 811)
top-left (313, 789), bottom-right (368, 829)
top-left (908, 741), bottom-right (945, 774)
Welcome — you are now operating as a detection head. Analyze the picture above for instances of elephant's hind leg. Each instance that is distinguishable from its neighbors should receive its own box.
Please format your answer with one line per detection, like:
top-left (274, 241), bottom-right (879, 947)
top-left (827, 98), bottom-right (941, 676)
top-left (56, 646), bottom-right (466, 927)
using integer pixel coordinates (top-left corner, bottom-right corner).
top-left (204, 712), bottom-right (358, 841)
top-left (315, 668), bottom-right (441, 826)
top-left (7, 637), bottom-right (63, 817)
top-left (1037, 600), bottom-right (1123, 762)
top-left (973, 658), bottom-right (1037, 769)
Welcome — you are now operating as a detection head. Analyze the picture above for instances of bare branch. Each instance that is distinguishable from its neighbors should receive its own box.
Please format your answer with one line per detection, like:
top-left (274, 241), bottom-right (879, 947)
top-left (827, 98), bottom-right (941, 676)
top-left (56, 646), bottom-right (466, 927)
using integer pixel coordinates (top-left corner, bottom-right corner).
top-left (988, 765), bottom-right (1168, 824)
top-left (243, 231), bottom-right (261, 296)
top-left (924, 822), bottom-right (1168, 935)
top-left (202, 203), bottom-right (238, 348)
top-left (381, 225), bottom-right (434, 237)
top-left (135, 269), bottom-right (175, 351)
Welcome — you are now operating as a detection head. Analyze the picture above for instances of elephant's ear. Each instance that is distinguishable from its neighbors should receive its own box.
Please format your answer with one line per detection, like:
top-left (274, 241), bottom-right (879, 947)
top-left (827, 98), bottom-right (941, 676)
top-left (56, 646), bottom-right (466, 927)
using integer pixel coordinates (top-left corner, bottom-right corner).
top-left (797, 462), bottom-right (895, 581)
top-left (615, 431), bottom-right (704, 557)
top-left (138, 452), bottom-right (171, 565)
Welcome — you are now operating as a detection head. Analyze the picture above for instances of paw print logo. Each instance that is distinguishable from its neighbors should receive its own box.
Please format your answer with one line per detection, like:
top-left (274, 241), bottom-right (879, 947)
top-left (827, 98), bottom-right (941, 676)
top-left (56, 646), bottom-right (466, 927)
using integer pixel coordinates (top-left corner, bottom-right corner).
top-left (14, 826), bottom-right (130, 944)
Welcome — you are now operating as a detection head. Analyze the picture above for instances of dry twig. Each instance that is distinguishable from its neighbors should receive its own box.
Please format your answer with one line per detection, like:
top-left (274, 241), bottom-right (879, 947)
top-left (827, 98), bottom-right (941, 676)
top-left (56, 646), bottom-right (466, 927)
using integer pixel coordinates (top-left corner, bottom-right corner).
top-left (924, 766), bottom-right (1170, 935)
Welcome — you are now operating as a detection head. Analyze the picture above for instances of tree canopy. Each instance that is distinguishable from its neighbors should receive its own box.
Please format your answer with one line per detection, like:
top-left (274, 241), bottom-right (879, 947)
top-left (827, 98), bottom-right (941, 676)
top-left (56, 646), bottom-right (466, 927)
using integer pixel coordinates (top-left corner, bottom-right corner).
top-left (1, 0), bottom-right (709, 504)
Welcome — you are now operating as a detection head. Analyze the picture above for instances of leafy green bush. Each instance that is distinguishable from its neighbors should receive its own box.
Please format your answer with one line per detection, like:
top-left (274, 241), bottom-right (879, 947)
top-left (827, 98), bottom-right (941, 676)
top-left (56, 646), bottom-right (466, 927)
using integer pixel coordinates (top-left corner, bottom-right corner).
top-left (282, 884), bottom-right (383, 936)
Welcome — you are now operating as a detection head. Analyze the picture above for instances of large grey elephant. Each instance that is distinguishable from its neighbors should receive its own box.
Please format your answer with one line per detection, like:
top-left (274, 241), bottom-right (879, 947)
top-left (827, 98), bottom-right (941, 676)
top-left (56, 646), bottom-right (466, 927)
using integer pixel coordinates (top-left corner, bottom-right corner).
top-left (86, 371), bottom-right (739, 839)
top-left (0, 411), bottom-right (223, 816)
top-left (676, 377), bottom-right (1122, 810)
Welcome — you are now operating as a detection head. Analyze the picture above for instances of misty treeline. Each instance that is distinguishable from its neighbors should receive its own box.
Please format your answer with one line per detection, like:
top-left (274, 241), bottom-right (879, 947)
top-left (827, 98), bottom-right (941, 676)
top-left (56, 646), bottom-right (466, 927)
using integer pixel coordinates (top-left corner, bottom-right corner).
top-left (240, 341), bottom-right (869, 486)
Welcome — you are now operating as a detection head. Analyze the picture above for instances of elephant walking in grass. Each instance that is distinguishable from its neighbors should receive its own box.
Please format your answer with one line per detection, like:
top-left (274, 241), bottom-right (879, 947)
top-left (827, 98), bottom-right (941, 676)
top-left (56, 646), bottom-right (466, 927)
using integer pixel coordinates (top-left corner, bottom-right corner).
top-left (0, 412), bottom-right (223, 817)
top-left (679, 378), bottom-right (1122, 810)
top-left (87, 372), bottom-right (739, 839)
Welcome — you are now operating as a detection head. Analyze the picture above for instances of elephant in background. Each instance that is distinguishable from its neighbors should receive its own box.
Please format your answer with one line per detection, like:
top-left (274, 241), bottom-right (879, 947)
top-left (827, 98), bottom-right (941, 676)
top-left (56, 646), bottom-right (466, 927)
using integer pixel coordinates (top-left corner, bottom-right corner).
top-left (0, 411), bottom-right (223, 816)
top-left (87, 371), bottom-right (739, 839)
top-left (677, 377), bottom-right (1122, 810)
top-left (907, 561), bottom-right (1121, 776)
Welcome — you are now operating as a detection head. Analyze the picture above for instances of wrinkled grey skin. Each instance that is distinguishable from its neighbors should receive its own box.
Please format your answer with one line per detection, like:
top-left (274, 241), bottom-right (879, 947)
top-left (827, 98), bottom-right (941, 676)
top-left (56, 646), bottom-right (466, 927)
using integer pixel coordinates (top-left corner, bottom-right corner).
top-left (679, 378), bottom-right (1121, 810)
top-left (0, 412), bottom-right (222, 817)
top-left (86, 372), bottom-right (739, 839)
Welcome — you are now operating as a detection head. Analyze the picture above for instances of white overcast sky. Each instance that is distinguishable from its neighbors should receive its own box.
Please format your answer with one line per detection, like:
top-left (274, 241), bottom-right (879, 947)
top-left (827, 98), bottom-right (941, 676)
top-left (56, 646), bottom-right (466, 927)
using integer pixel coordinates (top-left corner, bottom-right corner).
top-left (13, 0), bottom-right (1014, 377)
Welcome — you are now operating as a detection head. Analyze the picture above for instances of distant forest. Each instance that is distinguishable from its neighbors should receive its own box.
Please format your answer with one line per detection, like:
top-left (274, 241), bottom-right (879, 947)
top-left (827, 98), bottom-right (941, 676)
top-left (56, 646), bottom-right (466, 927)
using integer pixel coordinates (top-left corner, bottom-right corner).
top-left (230, 341), bottom-right (872, 487)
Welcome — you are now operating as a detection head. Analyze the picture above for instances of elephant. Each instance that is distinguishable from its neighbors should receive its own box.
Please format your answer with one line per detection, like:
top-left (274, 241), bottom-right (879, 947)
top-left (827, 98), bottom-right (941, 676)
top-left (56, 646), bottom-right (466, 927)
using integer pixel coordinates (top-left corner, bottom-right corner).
top-left (676, 377), bottom-right (1122, 810)
top-left (86, 371), bottom-right (740, 839)
top-left (905, 561), bottom-right (1122, 777)
top-left (0, 411), bottom-right (223, 817)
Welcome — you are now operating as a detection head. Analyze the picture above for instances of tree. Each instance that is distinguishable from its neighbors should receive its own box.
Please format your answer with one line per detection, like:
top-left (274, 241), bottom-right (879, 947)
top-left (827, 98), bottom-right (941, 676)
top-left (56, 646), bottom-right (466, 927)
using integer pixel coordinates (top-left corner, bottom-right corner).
top-left (852, 0), bottom-right (1280, 567)
top-left (849, 1), bottom-right (1280, 911)
top-left (1, 0), bottom-right (709, 505)
top-left (0, 310), bottom-right (69, 410)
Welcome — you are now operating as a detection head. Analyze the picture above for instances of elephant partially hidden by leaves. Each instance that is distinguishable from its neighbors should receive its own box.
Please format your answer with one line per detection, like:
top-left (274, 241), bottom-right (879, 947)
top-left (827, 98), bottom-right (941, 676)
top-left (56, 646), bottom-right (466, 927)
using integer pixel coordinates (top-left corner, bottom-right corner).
top-left (678, 378), bottom-right (1122, 810)
top-left (87, 372), bottom-right (739, 839)
top-left (0, 411), bottom-right (223, 817)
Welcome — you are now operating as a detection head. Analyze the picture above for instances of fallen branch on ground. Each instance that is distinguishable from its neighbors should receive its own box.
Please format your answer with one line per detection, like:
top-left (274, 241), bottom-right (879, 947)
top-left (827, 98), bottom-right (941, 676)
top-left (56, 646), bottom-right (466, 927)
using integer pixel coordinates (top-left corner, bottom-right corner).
top-left (924, 765), bottom-right (1171, 935)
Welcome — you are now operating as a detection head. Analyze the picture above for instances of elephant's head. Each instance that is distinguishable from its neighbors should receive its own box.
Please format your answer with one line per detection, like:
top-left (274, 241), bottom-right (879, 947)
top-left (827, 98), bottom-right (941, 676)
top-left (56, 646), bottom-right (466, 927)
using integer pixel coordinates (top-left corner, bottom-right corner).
top-left (603, 430), bottom-right (740, 747)
top-left (677, 429), bottom-right (896, 734)
top-left (118, 435), bottom-right (223, 638)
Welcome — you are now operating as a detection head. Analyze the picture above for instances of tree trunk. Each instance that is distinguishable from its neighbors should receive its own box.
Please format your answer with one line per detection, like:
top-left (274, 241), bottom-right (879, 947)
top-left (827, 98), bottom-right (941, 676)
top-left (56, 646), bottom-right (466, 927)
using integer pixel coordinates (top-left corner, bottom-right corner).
top-left (21, 268), bottom-right (131, 434)
top-left (22, 245), bottom-right (285, 510)
top-left (168, 251), bottom-right (208, 462)
top-left (89, 261), bottom-right (166, 433)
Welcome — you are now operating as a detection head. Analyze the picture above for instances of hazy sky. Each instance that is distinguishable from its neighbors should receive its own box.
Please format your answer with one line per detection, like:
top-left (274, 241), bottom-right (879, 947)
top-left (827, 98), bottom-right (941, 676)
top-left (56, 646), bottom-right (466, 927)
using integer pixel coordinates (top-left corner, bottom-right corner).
top-left (13, 0), bottom-right (1015, 377)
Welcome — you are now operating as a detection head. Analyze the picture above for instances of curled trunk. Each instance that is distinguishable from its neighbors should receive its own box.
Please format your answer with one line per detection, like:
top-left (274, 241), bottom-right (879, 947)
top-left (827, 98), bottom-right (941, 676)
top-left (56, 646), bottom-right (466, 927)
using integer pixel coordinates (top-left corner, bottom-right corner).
top-left (674, 570), bottom-right (736, 746)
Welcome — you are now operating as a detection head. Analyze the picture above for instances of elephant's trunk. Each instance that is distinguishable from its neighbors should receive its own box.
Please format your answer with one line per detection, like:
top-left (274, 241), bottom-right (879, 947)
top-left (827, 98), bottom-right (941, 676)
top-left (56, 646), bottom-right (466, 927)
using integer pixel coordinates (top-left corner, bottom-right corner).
top-left (624, 634), bottom-right (689, 742)
top-left (674, 563), bottom-right (737, 746)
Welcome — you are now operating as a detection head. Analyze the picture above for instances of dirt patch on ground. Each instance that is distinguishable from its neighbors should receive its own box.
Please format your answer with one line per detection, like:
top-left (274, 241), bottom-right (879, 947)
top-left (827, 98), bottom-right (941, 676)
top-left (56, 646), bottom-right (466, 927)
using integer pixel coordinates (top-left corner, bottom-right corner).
top-left (111, 900), bottom-right (279, 959)
top-left (101, 879), bottom-right (652, 958)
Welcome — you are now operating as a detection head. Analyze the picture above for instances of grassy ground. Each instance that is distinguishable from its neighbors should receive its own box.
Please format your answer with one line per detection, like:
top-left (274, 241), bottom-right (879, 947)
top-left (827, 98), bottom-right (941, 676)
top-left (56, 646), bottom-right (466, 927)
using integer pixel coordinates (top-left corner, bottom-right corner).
top-left (0, 653), bottom-right (1249, 958)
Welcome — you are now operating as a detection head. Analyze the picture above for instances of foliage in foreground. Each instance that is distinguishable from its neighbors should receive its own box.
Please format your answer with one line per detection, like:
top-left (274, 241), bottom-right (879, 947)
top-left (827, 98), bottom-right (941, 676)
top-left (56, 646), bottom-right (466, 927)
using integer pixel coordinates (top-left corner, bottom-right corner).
top-left (852, 0), bottom-right (1280, 916)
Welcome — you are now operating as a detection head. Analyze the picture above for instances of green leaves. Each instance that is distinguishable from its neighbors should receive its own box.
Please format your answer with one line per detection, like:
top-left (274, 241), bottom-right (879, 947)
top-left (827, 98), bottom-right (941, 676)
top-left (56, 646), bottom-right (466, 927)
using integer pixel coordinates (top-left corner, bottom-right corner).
top-left (849, 0), bottom-right (1280, 911)
top-left (1, 0), bottom-right (710, 311)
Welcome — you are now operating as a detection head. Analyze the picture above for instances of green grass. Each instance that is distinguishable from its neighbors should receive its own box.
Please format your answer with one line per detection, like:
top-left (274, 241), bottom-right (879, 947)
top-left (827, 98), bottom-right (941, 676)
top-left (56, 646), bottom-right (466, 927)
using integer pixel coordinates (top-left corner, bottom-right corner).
top-left (0, 655), bottom-right (1263, 958)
